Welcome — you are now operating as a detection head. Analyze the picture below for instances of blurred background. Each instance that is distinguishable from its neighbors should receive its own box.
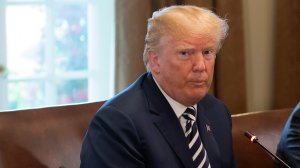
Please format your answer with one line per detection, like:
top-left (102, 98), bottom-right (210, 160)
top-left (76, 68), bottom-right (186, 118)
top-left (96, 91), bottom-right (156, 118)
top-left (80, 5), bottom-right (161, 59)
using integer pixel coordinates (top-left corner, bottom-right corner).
top-left (0, 0), bottom-right (299, 114)
top-left (0, 0), bottom-right (115, 110)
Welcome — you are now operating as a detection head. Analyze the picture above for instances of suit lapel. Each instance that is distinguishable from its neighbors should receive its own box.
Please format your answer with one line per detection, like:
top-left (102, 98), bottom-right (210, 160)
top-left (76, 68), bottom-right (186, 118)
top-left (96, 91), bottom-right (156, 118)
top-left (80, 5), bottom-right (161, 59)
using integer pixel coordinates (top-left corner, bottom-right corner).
top-left (153, 110), bottom-right (194, 168)
top-left (142, 73), bottom-right (194, 168)
top-left (197, 104), bottom-right (221, 167)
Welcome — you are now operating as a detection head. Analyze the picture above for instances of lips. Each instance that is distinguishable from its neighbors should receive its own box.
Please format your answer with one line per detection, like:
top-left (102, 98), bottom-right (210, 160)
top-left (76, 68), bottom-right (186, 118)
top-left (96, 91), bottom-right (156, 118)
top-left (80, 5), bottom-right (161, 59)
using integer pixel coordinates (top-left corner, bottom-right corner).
top-left (189, 80), bottom-right (207, 86)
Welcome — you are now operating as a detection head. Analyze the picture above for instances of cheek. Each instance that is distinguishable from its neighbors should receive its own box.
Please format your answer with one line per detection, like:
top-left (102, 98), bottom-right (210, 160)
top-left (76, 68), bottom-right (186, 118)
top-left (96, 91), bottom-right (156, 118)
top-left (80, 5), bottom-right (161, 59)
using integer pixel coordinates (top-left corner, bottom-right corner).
top-left (207, 64), bottom-right (215, 82)
top-left (209, 64), bottom-right (215, 75)
top-left (166, 62), bottom-right (190, 81)
top-left (159, 56), bottom-right (181, 74)
top-left (160, 62), bottom-right (187, 87)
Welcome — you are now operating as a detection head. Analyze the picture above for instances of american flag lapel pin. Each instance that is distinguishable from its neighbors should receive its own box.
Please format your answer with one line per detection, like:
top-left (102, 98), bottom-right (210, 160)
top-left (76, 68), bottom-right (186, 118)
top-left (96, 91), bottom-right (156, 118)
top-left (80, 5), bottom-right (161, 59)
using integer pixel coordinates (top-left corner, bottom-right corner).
top-left (206, 124), bottom-right (211, 132)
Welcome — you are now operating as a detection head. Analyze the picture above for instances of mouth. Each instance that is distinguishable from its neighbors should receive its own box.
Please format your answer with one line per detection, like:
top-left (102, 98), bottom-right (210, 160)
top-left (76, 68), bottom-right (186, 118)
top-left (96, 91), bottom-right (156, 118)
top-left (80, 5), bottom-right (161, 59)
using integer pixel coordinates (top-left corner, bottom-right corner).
top-left (189, 80), bottom-right (207, 87)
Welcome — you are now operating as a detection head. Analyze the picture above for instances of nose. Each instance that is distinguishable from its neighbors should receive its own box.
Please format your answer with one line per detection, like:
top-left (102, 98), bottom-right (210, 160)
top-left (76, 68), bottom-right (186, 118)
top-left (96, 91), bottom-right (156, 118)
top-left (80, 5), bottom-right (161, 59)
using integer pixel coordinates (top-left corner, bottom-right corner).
top-left (192, 52), bottom-right (206, 72)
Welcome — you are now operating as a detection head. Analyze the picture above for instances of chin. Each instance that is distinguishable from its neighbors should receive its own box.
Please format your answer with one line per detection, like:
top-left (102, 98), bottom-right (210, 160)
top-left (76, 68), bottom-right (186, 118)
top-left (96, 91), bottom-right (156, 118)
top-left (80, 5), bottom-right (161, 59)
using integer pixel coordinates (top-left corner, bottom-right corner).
top-left (192, 89), bottom-right (207, 97)
top-left (189, 94), bottom-right (206, 104)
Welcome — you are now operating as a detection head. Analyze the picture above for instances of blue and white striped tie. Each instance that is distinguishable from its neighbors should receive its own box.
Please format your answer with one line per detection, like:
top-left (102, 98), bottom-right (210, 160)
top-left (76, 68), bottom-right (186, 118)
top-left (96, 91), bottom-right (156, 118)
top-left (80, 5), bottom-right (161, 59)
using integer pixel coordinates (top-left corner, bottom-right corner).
top-left (182, 107), bottom-right (211, 168)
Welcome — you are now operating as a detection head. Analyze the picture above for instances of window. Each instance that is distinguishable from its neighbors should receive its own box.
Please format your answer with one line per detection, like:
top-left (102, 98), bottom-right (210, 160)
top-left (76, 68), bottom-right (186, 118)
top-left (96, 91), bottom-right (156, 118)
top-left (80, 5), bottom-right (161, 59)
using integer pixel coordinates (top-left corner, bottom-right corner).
top-left (0, 0), bottom-right (115, 111)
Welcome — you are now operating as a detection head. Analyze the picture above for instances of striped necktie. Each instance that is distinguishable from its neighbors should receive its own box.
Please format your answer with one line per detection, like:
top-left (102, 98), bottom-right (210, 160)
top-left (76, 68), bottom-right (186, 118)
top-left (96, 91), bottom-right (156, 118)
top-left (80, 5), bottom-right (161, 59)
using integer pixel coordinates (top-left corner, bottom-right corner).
top-left (182, 107), bottom-right (211, 168)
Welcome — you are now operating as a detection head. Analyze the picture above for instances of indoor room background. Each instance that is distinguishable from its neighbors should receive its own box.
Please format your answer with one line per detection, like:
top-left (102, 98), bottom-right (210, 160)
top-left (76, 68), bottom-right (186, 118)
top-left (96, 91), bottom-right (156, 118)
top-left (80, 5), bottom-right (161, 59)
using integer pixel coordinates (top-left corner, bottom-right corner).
top-left (0, 0), bottom-right (299, 114)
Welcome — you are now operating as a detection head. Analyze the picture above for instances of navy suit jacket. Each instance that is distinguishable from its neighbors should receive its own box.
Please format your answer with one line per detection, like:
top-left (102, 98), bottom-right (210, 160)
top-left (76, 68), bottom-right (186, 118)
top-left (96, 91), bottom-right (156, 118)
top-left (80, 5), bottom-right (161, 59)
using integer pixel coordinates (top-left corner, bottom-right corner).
top-left (276, 102), bottom-right (300, 168)
top-left (80, 72), bottom-right (236, 168)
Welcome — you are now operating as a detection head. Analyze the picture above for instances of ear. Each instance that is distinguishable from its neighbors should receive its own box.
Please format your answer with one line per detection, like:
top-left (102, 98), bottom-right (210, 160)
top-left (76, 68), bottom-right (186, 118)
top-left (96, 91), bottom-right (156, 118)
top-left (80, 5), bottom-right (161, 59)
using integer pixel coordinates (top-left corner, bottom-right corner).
top-left (148, 50), bottom-right (160, 74)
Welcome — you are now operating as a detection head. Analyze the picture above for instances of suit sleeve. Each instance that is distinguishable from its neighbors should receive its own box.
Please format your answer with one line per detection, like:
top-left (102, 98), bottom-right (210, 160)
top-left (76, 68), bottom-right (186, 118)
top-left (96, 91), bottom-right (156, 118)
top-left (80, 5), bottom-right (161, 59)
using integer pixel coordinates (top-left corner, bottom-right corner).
top-left (80, 106), bottom-right (145, 168)
top-left (276, 103), bottom-right (300, 168)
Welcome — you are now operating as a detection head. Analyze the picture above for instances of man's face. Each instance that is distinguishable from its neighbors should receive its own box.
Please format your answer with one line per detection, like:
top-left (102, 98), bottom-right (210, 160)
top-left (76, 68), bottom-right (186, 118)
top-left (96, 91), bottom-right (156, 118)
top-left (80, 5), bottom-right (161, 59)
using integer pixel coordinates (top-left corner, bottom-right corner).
top-left (149, 34), bottom-right (217, 106)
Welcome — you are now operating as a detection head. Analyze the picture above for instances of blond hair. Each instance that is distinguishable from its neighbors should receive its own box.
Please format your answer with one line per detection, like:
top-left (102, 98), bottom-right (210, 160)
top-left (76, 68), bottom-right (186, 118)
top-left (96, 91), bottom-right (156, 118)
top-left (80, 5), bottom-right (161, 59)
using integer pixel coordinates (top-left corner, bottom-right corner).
top-left (143, 5), bottom-right (229, 71)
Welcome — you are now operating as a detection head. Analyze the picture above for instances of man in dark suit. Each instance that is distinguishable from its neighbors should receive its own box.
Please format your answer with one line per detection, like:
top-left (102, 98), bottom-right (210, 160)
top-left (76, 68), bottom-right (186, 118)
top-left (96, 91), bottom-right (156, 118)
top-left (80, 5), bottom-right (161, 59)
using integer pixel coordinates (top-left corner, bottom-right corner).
top-left (276, 102), bottom-right (300, 168)
top-left (80, 5), bottom-right (236, 168)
